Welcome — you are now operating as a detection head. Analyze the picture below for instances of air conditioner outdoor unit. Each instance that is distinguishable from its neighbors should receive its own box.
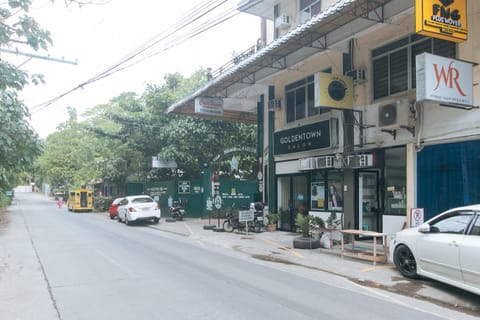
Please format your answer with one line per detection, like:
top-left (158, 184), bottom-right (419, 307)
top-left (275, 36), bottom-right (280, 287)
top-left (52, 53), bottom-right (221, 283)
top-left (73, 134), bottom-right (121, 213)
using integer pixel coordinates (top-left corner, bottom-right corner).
top-left (377, 100), bottom-right (410, 129)
top-left (275, 14), bottom-right (291, 29)
top-left (347, 154), bottom-right (373, 168)
top-left (300, 158), bottom-right (315, 170)
top-left (315, 156), bottom-right (334, 169)
top-left (268, 99), bottom-right (281, 111)
top-left (345, 69), bottom-right (366, 84)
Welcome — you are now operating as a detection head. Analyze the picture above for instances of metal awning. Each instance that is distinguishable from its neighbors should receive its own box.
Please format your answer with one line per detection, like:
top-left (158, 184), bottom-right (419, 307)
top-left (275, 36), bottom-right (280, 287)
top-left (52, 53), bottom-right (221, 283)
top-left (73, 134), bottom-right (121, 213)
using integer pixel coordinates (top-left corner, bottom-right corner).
top-left (167, 0), bottom-right (410, 123)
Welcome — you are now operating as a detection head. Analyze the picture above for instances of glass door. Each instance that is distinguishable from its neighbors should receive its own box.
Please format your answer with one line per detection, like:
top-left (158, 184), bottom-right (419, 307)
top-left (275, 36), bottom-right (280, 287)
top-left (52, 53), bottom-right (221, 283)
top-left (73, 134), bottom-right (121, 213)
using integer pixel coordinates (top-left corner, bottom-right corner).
top-left (358, 171), bottom-right (380, 232)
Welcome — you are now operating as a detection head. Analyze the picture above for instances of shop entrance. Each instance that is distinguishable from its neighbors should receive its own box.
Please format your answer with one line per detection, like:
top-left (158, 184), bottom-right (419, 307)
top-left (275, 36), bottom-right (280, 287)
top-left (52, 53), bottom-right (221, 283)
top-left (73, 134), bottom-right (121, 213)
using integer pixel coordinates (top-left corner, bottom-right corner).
top-left (277, 174), bottom-right (308, 231)
top-left (358, 170), bottom-right (380, 232)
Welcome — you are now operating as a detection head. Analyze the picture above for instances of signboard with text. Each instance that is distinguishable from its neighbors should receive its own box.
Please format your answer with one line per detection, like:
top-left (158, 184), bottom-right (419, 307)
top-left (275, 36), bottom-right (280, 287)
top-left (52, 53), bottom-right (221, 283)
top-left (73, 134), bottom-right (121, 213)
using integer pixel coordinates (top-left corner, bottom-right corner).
top-left (415, 0), bottom-right (468, 42)
top-left (273, 120), bottom-right (334, 155)
top-left (195, 97), bottom-right (224, 116)
top-left (416, 52), bottom-right (473, 106)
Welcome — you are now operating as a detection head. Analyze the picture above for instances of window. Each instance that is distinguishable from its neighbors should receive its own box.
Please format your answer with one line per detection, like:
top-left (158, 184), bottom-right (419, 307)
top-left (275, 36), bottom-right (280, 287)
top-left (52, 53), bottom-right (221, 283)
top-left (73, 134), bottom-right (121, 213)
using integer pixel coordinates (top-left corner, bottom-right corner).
top-left (470, 216), bottom-right (480, 236)
top-left (384, 147), bottom-right (406, 215)
top-left (300, 0), bottom-right (322, 22)
top-left (285, 73), bottom-right (328, 123)
top-left (372, 35), bottom-right (456, 99)
top-left (431, 212), bottom-right (474, 234)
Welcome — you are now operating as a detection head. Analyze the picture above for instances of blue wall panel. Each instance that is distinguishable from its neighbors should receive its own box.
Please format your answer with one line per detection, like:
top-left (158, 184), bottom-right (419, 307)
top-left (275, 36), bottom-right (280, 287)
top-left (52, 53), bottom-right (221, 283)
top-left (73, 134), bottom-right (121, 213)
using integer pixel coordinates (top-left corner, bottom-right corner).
top-left (417, 140), bottom-right (480, 220)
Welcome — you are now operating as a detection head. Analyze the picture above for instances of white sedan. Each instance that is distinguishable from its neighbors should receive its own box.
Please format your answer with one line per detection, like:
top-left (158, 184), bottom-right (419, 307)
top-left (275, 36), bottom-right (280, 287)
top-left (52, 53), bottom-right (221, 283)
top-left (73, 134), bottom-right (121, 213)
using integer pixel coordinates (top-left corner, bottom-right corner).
top-left (391, 204), bottom-right (480, 295)
top-left (117, 195), bottom-right (161, 225)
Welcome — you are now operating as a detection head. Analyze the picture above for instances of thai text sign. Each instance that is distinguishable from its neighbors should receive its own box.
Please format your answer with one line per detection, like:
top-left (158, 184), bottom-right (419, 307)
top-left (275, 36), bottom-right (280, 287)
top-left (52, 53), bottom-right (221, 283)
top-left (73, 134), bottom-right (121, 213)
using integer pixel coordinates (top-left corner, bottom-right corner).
top-left (274, 120), bottom-right (331, 155)
top-left (195, 97), bottom-right (224, 116)
top-left (415, 0), bottom-right (468, 42)
top-left (238, 210), bottom-right (254, 222)
top-left (416, 52), bottom-right (473, 106)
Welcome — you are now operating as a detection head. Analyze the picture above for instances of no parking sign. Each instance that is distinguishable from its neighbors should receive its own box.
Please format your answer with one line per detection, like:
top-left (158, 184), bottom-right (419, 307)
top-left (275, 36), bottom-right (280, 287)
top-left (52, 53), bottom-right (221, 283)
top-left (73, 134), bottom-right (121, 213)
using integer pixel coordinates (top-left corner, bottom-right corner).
top-left (410, 208), bottom-right (424, 227)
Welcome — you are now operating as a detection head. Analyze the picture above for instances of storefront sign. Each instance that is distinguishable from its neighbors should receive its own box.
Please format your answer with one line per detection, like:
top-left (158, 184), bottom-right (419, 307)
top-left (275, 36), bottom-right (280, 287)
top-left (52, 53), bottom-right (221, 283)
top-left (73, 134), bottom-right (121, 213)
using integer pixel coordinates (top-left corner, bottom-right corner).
top-left (415, 0), bottom-right (468, 42)
top-left (317, 73), bottom-right (353, 109)
top-left (416, 52), bottom-right (473, 106)
top-left (195, 97), bottom-right (224, 116)
top-left (274, 120), bottom-right (331, 155)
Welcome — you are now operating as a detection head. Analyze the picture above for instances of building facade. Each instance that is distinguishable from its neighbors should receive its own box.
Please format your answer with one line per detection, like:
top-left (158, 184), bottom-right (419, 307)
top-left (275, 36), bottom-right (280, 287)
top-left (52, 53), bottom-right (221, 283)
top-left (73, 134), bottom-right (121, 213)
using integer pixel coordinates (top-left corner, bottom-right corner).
top-left (169, 0), bottom-right (480, 236)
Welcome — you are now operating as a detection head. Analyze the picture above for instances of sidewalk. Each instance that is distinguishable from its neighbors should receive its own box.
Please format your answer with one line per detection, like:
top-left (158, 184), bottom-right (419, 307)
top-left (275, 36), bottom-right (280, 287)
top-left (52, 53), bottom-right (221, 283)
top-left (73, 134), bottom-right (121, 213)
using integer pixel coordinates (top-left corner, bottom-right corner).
top-left (151, 217), bottom-right (480, 315)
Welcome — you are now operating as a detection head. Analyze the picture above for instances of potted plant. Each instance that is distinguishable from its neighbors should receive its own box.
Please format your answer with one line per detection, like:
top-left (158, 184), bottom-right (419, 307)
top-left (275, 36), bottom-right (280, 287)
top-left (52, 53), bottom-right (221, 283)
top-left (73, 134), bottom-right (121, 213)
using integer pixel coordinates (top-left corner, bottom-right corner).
top-left (293, 214), bottom-right (321, 249)
top-left (265, 212), bottom-right (278, 232)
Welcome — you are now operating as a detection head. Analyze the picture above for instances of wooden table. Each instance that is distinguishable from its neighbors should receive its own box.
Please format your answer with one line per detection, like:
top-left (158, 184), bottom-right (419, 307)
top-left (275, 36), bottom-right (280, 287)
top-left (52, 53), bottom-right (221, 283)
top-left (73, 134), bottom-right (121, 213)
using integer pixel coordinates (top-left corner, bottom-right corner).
top-left (340, 229), bottom-right (388, 266)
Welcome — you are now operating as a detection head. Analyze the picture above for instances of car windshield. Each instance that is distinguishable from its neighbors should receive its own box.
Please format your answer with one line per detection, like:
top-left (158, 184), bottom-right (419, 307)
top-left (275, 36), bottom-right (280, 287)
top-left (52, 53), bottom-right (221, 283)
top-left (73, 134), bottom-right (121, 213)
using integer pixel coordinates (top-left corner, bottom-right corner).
top-left (132, 197), bottom-right (153, 204)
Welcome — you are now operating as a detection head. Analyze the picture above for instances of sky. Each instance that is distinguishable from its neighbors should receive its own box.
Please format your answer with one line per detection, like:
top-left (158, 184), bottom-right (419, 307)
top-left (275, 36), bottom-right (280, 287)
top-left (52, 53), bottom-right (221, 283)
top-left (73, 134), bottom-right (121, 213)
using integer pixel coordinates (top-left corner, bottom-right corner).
top-left (6, 0), bottom-right (261, 138)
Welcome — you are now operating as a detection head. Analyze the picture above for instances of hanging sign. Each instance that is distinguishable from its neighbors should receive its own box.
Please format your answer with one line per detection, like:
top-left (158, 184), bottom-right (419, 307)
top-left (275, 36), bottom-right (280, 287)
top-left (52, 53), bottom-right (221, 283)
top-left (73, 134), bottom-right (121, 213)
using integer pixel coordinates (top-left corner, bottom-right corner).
top-left (415, 0), bottom-right (468, 42)
top-left (317, 73), bottom-right (353, 109)
top-left (416, 52), bottom-right (473, 106)
top-left (195, 97), bottom-right (224, 116)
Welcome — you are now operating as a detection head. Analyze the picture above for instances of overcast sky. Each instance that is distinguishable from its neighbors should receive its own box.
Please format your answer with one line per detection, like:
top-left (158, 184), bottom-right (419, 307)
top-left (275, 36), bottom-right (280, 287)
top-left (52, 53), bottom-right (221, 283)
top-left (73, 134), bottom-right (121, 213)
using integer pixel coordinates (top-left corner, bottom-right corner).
top-left (7, 0), bottom-right (260, 138)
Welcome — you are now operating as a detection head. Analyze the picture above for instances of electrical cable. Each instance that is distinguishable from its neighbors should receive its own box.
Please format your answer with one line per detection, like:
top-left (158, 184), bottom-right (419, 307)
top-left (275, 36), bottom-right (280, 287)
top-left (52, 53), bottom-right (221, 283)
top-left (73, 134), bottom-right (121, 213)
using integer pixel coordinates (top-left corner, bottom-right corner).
top-left (30, 0), bottom-right (262, 114)
top-left (30, 0), bottom-right (228, 112)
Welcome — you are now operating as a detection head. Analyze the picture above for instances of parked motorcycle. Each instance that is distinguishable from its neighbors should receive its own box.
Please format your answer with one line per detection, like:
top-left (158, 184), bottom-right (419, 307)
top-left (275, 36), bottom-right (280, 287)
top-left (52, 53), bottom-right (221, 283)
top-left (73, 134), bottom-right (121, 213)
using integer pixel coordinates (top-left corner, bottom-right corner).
top-left (169, 200), bottom-right (186, 220)
top-left (223, 202), bottom-right (264, 233)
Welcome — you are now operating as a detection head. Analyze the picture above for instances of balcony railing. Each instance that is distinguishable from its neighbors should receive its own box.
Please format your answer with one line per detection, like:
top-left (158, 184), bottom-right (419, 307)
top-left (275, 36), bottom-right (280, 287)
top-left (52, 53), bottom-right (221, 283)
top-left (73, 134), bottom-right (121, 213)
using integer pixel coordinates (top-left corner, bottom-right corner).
top-left (207, 40), bottom-right (265, 81)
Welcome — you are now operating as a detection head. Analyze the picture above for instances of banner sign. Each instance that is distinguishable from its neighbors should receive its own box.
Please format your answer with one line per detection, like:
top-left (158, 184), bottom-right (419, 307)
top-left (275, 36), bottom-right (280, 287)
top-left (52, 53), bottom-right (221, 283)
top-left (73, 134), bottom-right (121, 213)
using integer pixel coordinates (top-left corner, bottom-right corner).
top-left (274, 120), bottom-right (332, 155)
top-left (195, 97), bottom-right (224, 116)
top-left (416, 52), bottom-right (473, 106)
top-left (415, 0), bottom-right (468, 42)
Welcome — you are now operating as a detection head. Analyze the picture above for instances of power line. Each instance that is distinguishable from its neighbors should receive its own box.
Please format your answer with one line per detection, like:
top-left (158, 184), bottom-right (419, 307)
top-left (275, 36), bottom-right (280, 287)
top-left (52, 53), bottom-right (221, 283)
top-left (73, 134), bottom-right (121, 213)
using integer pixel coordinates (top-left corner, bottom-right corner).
top-left (30, 0), bottom-right (238, 113)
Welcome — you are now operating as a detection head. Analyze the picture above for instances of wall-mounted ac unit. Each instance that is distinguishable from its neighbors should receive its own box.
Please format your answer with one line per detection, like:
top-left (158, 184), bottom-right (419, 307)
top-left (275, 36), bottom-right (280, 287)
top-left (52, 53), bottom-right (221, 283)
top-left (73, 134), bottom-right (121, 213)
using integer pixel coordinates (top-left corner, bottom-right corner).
top-left (345, 69), bottom-right (366, 84)
top-left (300, 158), bottom-right (315, 170)
top-left (377, 99), bottom-right (410, 129)
top-left (315, 156), bottom-right (334, 169)
top-left (275, 14), bottom-right (291, 29)
top-left (268, 98), bottom-right (281, 111)
top-left (347, 154), bottom-right (373, 168)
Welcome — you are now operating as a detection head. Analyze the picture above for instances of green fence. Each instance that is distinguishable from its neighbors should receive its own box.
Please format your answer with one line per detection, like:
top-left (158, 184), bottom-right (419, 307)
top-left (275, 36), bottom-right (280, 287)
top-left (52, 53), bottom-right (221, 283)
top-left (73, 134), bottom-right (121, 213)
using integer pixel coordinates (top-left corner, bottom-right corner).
top-left (145, 179), bottom-right (259, 218)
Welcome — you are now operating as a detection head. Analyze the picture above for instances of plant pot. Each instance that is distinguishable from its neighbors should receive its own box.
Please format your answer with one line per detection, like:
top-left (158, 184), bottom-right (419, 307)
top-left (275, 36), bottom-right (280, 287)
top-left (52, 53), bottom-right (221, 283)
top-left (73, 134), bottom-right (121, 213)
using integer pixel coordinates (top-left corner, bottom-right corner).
top-left (293, 236), bottom-right (321, 249)
top-left (265, 224), bottom-right (277, 232)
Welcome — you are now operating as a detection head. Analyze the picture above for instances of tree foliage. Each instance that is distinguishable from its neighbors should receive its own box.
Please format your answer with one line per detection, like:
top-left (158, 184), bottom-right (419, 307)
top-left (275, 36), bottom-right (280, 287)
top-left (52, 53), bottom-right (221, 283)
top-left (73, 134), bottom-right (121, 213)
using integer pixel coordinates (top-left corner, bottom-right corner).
top-left (0, 1), bottom-right (51, 190)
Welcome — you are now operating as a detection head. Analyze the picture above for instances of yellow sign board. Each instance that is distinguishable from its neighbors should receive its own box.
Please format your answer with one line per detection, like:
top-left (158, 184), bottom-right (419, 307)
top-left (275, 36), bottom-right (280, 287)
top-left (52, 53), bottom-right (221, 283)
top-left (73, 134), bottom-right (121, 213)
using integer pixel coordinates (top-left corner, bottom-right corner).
top-left (318, 73), bottom-right (353, 109)
top-left (416, 0), bottom-right (468, 42)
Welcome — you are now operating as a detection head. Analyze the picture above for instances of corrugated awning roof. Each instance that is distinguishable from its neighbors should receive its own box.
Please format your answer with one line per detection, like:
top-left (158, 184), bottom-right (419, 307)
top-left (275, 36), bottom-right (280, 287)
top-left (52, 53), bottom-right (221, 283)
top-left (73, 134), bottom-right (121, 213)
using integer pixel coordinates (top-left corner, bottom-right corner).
top-left (167, 0), bottom-right (406, 124)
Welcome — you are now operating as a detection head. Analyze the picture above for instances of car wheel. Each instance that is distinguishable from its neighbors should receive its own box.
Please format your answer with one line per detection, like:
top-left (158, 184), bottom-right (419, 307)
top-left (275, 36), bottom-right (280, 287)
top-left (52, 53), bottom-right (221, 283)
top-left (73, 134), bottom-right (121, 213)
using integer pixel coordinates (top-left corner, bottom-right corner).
top-left (153, 217), bottom-right (159, 224)
top-left (394, 244), bottom-right (418, 278)
top-left (110, 215), bottom-right (115, 220)
top-left (125, 216), bottom-right (130, 226)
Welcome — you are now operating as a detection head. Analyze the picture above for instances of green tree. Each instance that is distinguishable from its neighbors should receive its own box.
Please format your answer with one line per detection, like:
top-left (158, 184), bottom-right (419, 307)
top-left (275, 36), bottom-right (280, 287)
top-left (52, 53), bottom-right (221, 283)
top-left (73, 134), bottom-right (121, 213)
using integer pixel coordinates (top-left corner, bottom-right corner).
top-left (0, 1), bottom-right (52, 191)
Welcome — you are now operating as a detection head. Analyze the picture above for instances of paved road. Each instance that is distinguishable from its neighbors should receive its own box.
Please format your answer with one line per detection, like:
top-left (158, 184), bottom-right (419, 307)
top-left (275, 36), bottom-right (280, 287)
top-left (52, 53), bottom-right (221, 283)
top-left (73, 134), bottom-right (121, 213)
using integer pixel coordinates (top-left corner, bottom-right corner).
top-left (0, 193), bottom-right (477, 319)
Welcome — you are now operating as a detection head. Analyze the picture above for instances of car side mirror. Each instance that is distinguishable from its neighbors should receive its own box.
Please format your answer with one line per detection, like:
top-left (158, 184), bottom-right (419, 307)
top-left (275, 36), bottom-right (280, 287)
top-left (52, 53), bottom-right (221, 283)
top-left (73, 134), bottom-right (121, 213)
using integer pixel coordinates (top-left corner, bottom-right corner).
top-left (418, 223), bottom-right (430, 233)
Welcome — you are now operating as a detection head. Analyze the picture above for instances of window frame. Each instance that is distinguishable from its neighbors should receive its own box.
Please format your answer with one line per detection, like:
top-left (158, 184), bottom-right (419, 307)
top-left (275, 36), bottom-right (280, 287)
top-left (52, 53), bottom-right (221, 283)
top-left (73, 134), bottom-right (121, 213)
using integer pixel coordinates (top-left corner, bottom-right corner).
top-left (372, 35), bottom-right (456, 100)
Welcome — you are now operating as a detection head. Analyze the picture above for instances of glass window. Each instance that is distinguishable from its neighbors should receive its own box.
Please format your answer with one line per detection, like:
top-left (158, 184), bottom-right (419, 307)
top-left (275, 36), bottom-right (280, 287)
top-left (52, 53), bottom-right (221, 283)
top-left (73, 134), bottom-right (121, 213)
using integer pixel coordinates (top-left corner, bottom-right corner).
top-left (310, 171), bottom-right (325, 210)
top-left (285, 74), bottom-right (328, 123)
top-left (384, 147), bottom-right (406, 215)
top-left (431, 212), bottom-right (474, 234)
top-left (300, 0), bottom-right (322, 18)
top-left (372, 35), bottom-right (456, 99)
top-left (327, 171), bottom-right (343, 211)
top-left (470, 217), bottom-right (480, 236)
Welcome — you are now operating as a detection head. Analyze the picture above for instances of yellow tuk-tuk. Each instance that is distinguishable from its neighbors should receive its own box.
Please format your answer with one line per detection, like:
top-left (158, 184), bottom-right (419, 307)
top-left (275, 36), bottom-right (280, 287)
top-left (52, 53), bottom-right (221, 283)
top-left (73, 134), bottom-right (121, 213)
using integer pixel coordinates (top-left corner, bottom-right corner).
top-left (67, 189), bottom-right (93, 212)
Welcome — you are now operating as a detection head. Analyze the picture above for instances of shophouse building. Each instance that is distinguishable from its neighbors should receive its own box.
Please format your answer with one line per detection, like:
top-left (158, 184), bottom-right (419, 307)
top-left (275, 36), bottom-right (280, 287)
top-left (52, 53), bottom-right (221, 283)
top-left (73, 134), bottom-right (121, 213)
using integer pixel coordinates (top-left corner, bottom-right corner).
top-left (168, 0), bottom-right (480, 236)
